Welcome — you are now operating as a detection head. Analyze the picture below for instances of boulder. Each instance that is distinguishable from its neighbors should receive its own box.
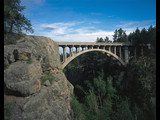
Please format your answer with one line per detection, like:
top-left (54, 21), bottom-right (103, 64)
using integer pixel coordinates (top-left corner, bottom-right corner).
top-left (4, 61), bottom-right (42, 96)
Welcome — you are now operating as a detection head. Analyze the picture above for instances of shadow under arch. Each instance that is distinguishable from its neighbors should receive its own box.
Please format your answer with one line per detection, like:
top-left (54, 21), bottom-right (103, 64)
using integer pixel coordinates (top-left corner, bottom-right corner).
top-left (62, 49), bottom-right (125, 69)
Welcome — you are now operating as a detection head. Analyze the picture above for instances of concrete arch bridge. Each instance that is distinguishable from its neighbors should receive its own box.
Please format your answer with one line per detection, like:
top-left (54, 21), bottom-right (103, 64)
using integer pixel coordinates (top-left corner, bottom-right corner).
top-left (57, 42), bottom-right (147, 69)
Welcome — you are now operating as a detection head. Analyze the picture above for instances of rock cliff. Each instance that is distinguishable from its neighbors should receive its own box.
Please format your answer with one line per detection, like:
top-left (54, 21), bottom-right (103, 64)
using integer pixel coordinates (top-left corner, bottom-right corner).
top-left (4, 35), bottom-right (73, 120)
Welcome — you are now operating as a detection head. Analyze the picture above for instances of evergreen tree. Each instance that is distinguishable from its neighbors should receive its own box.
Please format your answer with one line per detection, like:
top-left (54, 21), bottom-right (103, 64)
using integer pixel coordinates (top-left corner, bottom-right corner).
top-left (85, 89), bottom-right (98, 113)
top-left (96, 37), bottom-right (104, 42)
top-left (148, 25), bottom-right (156, 49)
top-left (113, 98), bottom-right (134, 120)
top-left (4, 0), bottom-right (34, 33)
top-left (96, 36), bottom-right (112, 43)
top-left (113, 28), bottom-right (128, 43)
top-left (70, 95), bottom-right (86, 120)
top-left (140, 28), bottom-right (148, 44)
top-left (113, 29), bottom-right (118, 42)
top-left (104, 36), bottom-right (109, 42)
top-left (93, 71), bottom-right (106, 108)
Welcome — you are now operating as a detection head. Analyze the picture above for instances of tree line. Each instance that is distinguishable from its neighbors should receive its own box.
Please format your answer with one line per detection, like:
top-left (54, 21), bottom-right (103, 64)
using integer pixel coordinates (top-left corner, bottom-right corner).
top-left (96, 26), bottom-right (156, 49)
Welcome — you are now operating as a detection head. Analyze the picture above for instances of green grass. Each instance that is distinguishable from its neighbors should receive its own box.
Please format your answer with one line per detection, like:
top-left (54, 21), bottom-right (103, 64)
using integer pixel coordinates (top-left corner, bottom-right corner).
top-left (26, 58), bottom-right (32, 64)
top-left (40, 71), bottom-right (55, 84)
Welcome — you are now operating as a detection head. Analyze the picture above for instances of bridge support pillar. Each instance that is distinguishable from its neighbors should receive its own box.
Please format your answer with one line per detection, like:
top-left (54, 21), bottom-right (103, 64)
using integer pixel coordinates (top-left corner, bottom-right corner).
top-left (114, 46), bottom-right (116, 55)
top-left (109, 46), bottom-right (111, 52)
top-left (71, 47), bottom-right (74, 56)
top-left (119, 46), bottom-right (121, 59)
top-left (75, 47), bottom-right (78, 53)
top-left (63, 46), bottom-right (66, 62)
top-left (78, 46), bottom-right (80, 52)
top-left (124, 46), bottom-right (129, 63)
top-left (69, 47), bottom-right (72, 57)
top-left (91, 46), bottom-right (93, 49)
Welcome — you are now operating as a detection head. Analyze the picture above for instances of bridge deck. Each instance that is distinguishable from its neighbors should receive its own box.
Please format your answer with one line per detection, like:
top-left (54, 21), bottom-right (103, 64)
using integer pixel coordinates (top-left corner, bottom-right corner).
top-left (57, 42), bottom-right (132, 46)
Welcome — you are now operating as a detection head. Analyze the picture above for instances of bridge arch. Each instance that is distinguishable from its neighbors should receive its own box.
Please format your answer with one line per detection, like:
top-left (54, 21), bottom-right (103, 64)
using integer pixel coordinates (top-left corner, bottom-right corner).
top-left (61, 49), bottom-right (125, 69)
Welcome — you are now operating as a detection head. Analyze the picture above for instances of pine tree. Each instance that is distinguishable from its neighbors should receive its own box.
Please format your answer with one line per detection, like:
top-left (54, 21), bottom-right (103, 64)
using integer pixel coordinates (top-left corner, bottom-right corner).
top-left (113, 98), bottom-right (134, 120)
top-left (113, 28), bottom-right (127, 43)
top-left (96, 37), bottom-right (104, 42)
top-left (4, 0), bottom-right (34, 33)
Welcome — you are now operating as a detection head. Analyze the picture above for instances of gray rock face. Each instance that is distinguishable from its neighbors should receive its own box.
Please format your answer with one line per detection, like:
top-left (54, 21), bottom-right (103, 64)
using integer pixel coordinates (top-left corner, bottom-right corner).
top-left (4, 61), bottom-right (42, 96)
top-left (43, 80), bottom-right (51, 86)
top-left (4, 35), bottom-right (73, 120)
top-left (22, 72), bottom-right (73, 120)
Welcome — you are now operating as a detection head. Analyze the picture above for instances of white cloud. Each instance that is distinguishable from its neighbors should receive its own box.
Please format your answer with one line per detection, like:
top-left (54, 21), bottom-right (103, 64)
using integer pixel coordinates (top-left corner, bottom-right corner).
top-left (114, 19), bottom-right (156, 35)
top-left (32, 20), bottom-right (155, 42)
top-left (34, 21), bottom-right (114, 42)
top-left (116, 20), bottom-right (155, 32)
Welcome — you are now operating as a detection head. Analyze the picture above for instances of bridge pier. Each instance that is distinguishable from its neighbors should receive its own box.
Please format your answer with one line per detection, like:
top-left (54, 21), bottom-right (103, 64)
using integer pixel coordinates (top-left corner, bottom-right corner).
top-left (75, 47), bottom-right (77, 53)
top-left (63, 46), bottom-right (67, 62)
top-left (114, 46), bottom-right (116, 55)
top-left (78, 46), bottom-right (81, 52)
top-left (82, 47), bottom-right (84, 51)
top-left (69, 47), bottom-right (72, 57)
top-left (71, 47), bottom-right (74, 56)
top-left (109, 46), bottom-right (111, 52)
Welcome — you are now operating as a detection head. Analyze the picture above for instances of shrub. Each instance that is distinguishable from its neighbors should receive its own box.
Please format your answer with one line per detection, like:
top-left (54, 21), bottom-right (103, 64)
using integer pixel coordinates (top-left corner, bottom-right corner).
top-left (70, 94), bottom-right (86, 120)
top-left (113, 98), bottom-right (134, 120)
top-left (26, 58), bottom-right (32, 64)
top-left (40, 71), bottom-right (55, 84)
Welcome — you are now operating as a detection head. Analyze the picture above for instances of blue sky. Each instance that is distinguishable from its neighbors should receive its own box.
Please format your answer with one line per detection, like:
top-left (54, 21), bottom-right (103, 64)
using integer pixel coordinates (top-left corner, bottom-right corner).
top-left (21, 0), bottom-right (156, 42)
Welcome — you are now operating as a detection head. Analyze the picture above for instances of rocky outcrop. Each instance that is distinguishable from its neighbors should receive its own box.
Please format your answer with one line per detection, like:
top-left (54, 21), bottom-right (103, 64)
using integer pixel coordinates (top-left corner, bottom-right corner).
top-left (4, 35), bottom-right (73, 120)
top-left (4, 61), bottom-right (42, 96)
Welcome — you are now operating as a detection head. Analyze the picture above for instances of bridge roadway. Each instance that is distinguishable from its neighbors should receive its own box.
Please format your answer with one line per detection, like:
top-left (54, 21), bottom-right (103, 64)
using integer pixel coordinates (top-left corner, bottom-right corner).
top-left (57, 42), bottom-right (132, 47)
top-left (57, 42), bottom-right (145, 69)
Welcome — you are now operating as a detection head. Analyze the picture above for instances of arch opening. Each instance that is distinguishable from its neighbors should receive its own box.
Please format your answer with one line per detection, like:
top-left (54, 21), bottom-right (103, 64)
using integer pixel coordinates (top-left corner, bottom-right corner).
top-left (62, 49), bottom-right (125, 69)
